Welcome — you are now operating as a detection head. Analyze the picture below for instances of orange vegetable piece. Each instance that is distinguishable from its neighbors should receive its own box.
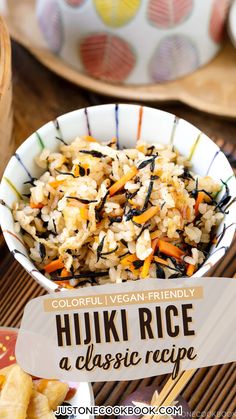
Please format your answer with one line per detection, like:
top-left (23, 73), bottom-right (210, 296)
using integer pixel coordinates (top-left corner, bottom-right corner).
top-left (0, 375), bottom-right (5, 388)
top-left (49, 180), bottom-right (65, 188)
top-left (61, 268), bottom-right (71, 277)
top-left (84, 135), bottom-right (98, 142)
top-left (186, 206), bottom-right (191, 221)
top-left (153, 256), bottom-right (169, 266)
top-left (120, 254), bottom-right (138, 266)
top-left (83, 163), bottom-right (90, 173)
top-left (44, 258), bottom-right (64, 274)
top-left (30, 197), bottom-right (44, 209)
top-left (67, 200), bottom-right (88, 219)
top-left (73, 164), bottom-right (80, 177)
top-left (54, 281), bottom-right (74, 289)
top-left (158, 239), bottom-right (185, 260)
top-left (80, 206), bottom-right (89, 220)
top-left (141, 238), bottom-right (159, 279)
top-left (136, 145), bottom-right (145, 153)
top-left (212, 236), bottom-right (217, 244)
top-left (120, 253), bottom-right (140, 275)
top-left (133, 206), bottom-right (159, 224)
top-left (129, 264), bottom-right (140, 276)
top-left (109, 167), bottom-right (138, 196)
top-left (194, 191), bottom-right (205, 215)
top-left (186, 264), bottom-right (195, 277)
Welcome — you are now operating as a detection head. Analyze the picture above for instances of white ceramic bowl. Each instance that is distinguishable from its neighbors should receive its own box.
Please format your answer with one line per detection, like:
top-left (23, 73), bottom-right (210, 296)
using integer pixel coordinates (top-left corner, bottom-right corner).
top-left (36, 0), bottom-right (230, 84)
top-left (0, 104), bottom-right (235, 292)
top-left (228, 0), bottom-right (236, 48)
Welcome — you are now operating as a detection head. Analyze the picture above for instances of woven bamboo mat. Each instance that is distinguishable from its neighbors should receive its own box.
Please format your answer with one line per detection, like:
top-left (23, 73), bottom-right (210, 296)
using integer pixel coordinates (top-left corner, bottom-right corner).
top-left (0, 137), bottom-right (235, 418)
top-left (0, 234), bottom-right (235, 417)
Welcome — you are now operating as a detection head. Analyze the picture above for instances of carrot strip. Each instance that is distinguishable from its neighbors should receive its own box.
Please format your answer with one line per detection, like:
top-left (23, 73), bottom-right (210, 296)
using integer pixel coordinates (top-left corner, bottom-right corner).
top-left (73, 164), bottom-right (90, 177)
top-left (186, 206), bottom-right (191, 221)
top-left (67, 200), bottom-right (88, 215)
top-left (187, 264), bottom-right (195, 276)
top-left (153, 256), bottom-right (169, 266)
top-left (120, 254), bottom-right (138, 266)
top-left (84, 135), bottom-right (98, 143)
top-left (212, 236), bottom-right (217, 244)
top-left (109, 167), bottom-right (138, 196)
top-left (54, 281), bottom-right (74, 289)
top-left (49, 180), bottom-right (65, 188)
top-left (136, 145), bottom-right (145, 153)
top-left (61, 268), bottom-right (71, 277)
top-left (129, 265), bottom-right (140, 276)
top-left (83, 163), bottom-right (89, 172)
top-left (141, 238), bottom-right (159, 279)
top-left (141, 253), bottom-right (153, 279)
top-left (73, 165), bottom-right (80, 177)
top-left (44, 258), bottom-right (64, 273)
top-left (80, 206), bottom-right (89, 220)
top-left (30, 198), bottom-right (44, 209)
top-left (194, 191), bottom-right (205, 215)
top-left (158, 239), bottom-right (185, 260)
top-left (133, 206), bottom-right (159, 224)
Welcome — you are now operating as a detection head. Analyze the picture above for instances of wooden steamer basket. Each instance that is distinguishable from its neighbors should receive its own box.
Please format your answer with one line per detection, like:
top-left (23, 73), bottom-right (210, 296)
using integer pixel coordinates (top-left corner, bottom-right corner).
top-left (0, 16), bottom-right (13, 177)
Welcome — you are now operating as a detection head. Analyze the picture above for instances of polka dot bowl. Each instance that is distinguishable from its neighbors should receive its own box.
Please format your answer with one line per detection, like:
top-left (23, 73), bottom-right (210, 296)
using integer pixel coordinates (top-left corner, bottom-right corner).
top-left (36, 0), bottom-right (230, 84)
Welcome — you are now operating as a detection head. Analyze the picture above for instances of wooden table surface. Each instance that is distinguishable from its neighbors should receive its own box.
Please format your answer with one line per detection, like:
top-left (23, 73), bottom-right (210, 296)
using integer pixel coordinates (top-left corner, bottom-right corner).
top-left (0, 41), bottom-right (236, 418)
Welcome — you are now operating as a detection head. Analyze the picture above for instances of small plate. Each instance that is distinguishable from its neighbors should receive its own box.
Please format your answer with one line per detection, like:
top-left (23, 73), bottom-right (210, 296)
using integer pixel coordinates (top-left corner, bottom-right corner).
top-left (0, 327), bottom-right (94, 419)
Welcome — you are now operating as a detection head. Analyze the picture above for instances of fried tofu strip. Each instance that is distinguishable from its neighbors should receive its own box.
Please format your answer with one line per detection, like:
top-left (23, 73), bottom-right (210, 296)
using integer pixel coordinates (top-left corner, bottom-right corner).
top-left (35, 379), bottom-right (69, 410)
top-left (0, 365), bottom-right (15, 378)
top-left (0, 364), bottom-right (32, 419)
top-left (26, 390), bottom-right (55, 419)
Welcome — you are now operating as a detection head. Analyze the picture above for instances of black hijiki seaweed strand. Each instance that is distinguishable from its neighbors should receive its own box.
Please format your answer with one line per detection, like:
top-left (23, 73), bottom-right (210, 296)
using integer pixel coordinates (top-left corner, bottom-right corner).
top-left (96, 235), bottom-right (106, 262)
top-left (51, 270), bottom-right (109, 281)
top-left (108, 216), bottom-right (123, 226)
top-left (100, 245), bottom-right (119, 256)
top-left (39, 243), bottom-right (46, 261)
top-left (95, 191), bottom-right (109, 222)
top-left (79, 150), bottom-right (108, 158)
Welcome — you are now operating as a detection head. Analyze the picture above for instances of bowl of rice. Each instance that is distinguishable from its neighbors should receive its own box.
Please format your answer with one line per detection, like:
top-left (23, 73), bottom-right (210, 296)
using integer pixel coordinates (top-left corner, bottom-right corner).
top-left (0, 104), bottom-right (235, 292)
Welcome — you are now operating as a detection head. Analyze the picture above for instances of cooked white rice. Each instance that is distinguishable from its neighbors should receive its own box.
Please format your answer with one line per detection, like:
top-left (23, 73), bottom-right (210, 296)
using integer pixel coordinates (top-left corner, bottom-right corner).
top-left (13, 136), bottom-right (225, 288)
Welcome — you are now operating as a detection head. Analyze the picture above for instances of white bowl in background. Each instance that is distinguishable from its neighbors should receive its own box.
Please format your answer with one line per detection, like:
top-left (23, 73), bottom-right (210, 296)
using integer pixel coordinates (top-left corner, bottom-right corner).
top-left (228, 0), bottom-right (236, 47)
top-left (36, 0), bottom-right (230, 84)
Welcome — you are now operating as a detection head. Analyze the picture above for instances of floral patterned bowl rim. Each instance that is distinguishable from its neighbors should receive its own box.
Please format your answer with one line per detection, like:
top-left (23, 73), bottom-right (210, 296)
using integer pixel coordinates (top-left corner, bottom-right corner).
top-left (0, 104), bottom-right (235, 293)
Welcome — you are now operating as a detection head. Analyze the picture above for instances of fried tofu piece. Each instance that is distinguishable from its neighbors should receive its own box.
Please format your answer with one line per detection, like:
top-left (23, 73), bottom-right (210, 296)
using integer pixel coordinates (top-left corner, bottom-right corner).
top-left (35, 379), bottom-right (69, 410)
top-left (0, 364), bottom-right (32, 419)
top-left (0, 364), bottom-right (15, 378)
top-left (26, 390), bottom-right (55, 419)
